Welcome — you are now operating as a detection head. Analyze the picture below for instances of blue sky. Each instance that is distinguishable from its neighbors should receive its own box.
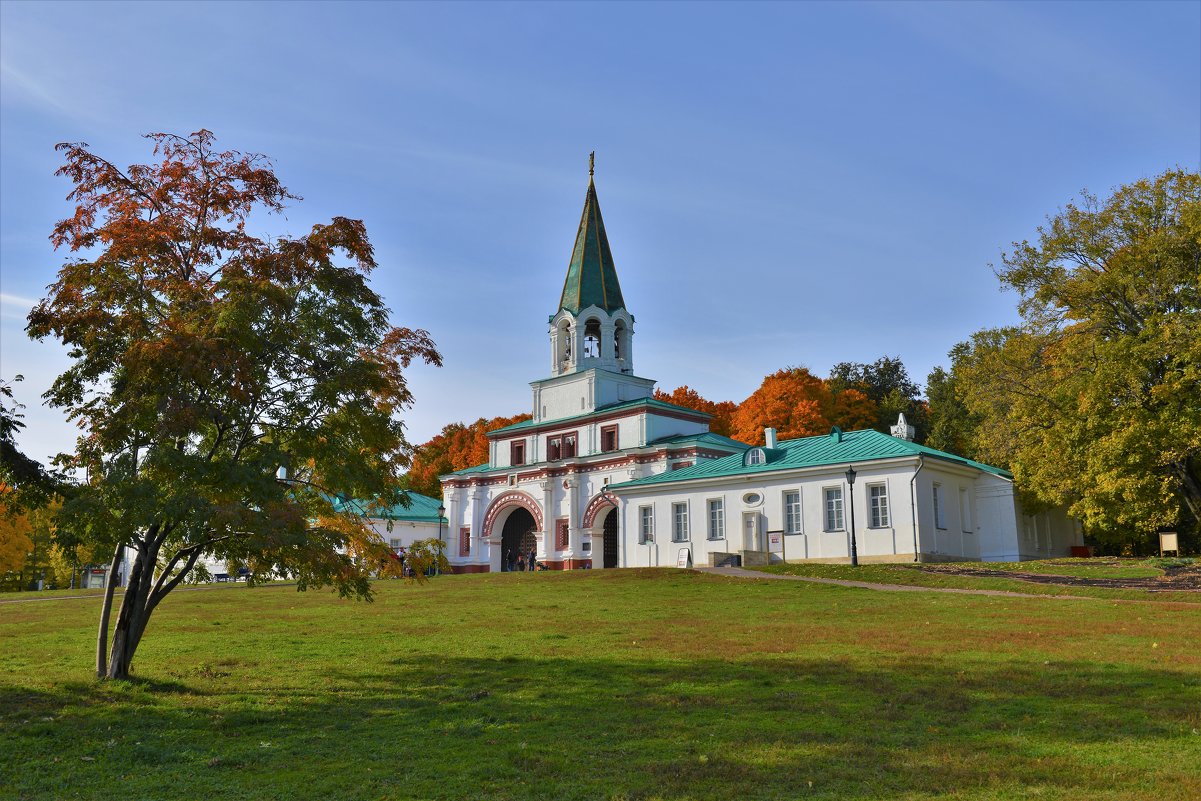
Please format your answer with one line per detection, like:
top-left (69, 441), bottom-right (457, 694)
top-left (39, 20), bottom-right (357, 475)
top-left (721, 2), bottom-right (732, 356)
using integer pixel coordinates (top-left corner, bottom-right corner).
top-left (2, 0), bottom-right (1198, 464)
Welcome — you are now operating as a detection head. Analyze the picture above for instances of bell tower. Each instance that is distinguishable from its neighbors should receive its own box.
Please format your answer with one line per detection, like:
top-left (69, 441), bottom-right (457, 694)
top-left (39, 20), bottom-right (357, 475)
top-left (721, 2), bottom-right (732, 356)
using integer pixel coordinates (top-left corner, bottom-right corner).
top-left (549, 153), bottom-right (635, 378)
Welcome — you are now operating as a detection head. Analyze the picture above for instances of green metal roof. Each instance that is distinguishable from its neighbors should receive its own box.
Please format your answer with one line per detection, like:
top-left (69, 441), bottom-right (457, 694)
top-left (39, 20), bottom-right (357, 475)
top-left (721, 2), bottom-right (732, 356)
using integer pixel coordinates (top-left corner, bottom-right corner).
top-left (488, 397), bottom-right (711, 437)
top-left (558, 167), bottom-right (625, 315)
top-left (647, 431), bottom-right (750, 451)
top-left (331, 491), bottom-right (447, 522)
top-left (610, 428), bottom-right (1011, 490)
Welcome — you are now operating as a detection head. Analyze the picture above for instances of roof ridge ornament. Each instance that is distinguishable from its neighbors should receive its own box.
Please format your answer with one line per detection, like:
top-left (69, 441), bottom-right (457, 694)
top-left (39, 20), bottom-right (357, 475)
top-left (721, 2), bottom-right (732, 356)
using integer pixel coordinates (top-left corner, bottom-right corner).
top-left (589, 151), bottom-right (595, 178)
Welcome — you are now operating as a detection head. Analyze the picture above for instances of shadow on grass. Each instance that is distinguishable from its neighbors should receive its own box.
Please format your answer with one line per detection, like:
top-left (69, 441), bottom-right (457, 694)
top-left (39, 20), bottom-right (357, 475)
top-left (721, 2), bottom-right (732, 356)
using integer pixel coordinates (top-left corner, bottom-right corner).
top-left (3, 654), bottom-right (1199, 801)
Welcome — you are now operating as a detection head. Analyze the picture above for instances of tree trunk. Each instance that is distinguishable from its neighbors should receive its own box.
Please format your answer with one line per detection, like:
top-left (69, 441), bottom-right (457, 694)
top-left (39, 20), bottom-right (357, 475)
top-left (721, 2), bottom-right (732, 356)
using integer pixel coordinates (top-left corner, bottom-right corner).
top-left (95, 543), bottom-right (124, 679)
top-left (106, 544), bottom-right (152, 680)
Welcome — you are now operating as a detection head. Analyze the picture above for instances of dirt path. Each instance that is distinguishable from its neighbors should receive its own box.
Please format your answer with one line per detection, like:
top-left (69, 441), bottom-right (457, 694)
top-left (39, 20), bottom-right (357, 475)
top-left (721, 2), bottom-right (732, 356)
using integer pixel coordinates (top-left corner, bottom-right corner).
top-left (698, 566), bottom-right (1102, 601)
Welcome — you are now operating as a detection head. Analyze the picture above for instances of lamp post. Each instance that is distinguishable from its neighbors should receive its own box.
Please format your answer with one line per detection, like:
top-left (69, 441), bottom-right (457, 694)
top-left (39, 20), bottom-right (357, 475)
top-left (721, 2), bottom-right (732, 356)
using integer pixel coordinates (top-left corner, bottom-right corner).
top-left (437, 503), bottom-right (446, 577)
top-left (845, 465), bottom-right (859, 567)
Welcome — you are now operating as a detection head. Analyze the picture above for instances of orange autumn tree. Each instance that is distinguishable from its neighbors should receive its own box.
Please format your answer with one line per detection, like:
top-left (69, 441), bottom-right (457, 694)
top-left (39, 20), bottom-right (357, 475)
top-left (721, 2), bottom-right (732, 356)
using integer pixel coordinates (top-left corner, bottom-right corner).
top-left (406, 413), bottom-right (532, 498)
top-left (653, 386), bottom-right (737, 437)
top-left (730, 367), bottom-right (877, 445)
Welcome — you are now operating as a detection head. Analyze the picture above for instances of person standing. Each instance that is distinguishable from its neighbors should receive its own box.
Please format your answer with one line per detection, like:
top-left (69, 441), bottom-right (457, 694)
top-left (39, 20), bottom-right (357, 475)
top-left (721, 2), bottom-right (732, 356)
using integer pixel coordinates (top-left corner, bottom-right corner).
top-left (528, 546), bottom-right (537, 571)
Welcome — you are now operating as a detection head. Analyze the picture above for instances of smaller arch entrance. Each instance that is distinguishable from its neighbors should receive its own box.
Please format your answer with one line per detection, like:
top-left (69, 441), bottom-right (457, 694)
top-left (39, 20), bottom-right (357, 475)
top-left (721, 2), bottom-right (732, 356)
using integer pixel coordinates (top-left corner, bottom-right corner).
top-left (602, 508), bottom-right (619, 569)
top-left (500, 507), bottom-right (537, 571)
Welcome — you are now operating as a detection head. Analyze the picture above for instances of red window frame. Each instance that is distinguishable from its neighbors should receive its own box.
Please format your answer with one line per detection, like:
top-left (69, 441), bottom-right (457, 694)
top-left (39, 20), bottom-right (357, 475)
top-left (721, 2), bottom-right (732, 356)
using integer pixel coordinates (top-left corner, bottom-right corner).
top-left (671, 461), bottom-right (694, 471)
top-left (555, 518), bottom-right (569, 551)
top-left (601, 424), bottom-right (618, 453)
top-left (459, 527), bottom-right (471, 557)
top-left (510, 440), bottom-right (526, 466)
top-left (546, 430), bottom-right (578, 461)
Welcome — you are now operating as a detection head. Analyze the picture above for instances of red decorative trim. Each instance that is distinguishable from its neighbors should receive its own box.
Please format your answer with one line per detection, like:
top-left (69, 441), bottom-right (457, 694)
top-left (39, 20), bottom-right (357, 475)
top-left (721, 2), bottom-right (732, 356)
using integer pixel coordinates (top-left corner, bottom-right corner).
top-left (458, 527), bottom-right (471, 557)
top-left (486, 406), bottom-right (709, 440)
top-left (554, 518), bottom-right (569, 551)
top-left (440, 443), bottom-right (742, 490)
top-left (481, 491), bottom-right (544, 539)
top-left (451, 564), bottom-right (490, 574)
top-left (582, 492), bottom-right (617, 528)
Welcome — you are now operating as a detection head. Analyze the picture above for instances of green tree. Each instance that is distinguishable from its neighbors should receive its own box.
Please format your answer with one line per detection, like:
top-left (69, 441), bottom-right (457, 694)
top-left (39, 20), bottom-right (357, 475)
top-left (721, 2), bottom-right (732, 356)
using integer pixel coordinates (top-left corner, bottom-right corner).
top-left (957, 169), bottom-right (1201, 553)
top-left (26, 131), bottom-right (441, 678)
top-left (924, 343), bottom-right (982, 459)
top-left (828, 356), bottom-right (928, 441)
top-left (1, 376), bottom-right (56, 506)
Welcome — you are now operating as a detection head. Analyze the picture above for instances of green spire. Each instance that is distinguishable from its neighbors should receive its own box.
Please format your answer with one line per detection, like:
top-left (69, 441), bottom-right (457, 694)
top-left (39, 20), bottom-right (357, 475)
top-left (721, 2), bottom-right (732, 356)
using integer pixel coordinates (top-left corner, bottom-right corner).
top-left (558, 153), bottom-right (625, 315)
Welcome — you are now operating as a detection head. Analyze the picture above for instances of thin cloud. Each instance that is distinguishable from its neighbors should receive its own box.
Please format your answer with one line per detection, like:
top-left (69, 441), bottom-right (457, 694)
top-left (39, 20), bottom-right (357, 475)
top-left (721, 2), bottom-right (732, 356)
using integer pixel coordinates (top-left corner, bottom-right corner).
top-left (0, 292), bottom-right (37, 310)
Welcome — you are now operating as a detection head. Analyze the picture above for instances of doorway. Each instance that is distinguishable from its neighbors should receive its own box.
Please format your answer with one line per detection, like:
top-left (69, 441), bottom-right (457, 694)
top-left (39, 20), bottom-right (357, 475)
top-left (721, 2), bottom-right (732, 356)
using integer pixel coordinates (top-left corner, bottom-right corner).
top-left (500, 507), bottom-right (537, 571)
top-left (602, 508), bottom-right (619, 568)
top-left (742, 512), bottom-right (763, 551)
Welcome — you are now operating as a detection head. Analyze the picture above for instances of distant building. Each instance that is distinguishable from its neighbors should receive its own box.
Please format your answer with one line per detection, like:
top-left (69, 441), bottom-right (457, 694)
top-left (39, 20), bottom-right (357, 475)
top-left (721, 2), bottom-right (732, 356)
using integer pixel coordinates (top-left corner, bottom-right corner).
top-left (439, 159), bottom-right (1081, 570)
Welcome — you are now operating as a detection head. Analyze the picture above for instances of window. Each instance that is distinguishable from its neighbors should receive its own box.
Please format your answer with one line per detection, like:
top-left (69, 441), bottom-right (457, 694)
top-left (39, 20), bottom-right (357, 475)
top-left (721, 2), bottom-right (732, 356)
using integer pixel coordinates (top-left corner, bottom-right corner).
top-left (601, 425), bottom-right (619, 453)
top-left (510, 440), bottom-right (526, 466)
top-left (672, 502), bottom-right (689, 542)
top-left (745, 448), bottom-right (765, 466)
top-left (555, 519), bottom-right (569, 551)
top-left (784, 491), bottom-right (802, 534)
top-left (868, 484), bottom-right (889, 528)
top-left (707, 498), bottom-right (725, 540)
top-left (548, 433), bottom-right (576, 460)
top-left (959, 487), bottom-right (972, 533)
top-left (671, 461), bottom-right (693, 471)
top-left (458, 528), bottom-right (470, 557)
top-left (933, 484), bottom-right (946, 530)
top-left (639, 505), bottom-right (654, 544)
top-left (389, 538), bottom-right (401, 550)
top-left (824, 487), bottom-right (844, 531)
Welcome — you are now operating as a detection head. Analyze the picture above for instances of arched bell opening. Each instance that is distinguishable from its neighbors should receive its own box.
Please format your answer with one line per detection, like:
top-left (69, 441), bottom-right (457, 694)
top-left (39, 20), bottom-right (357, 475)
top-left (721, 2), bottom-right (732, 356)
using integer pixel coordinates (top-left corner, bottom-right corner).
top-left (583, 318), bottom-right (602, 359)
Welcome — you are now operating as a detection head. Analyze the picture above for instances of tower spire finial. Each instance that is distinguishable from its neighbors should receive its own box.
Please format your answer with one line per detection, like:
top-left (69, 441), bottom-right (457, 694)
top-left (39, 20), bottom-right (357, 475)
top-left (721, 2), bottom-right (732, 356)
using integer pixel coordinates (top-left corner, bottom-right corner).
top-left (589, 151), bottom-right (595, 178)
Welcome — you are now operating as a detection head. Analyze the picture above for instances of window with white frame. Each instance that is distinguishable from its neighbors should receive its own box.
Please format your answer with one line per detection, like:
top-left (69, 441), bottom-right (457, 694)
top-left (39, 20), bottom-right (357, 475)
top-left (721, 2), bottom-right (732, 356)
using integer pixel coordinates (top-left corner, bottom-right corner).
top-left (959, 487), bottom-right (972, 533)
top-left (639, 505), bottom-right (654, 544)
top-left (824, 487), bottom-right (844, 531)
top-left (745, 448), bottom-right (765, 466)
top-left (707, 498), bottom-right (725, 540)
top-left (784, 491), bottom-right (802, 534)
top-left (933, 483), bottom-right (946, 530)
top-left (672, 502), bottom-right (689, 542)
top-left (868, 483), bottom-right (889, 528)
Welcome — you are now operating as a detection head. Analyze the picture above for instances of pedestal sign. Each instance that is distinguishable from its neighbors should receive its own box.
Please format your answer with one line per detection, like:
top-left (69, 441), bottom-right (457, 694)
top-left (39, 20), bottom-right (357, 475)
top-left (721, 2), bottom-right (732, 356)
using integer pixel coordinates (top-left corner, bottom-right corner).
top-left (1159, 532), bottom-right (1179, 556)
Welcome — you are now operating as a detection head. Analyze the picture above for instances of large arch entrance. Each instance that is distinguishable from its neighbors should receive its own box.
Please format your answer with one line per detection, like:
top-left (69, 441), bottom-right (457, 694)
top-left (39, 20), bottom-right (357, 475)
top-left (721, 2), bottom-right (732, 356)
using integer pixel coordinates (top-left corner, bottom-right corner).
top-left (500, 507), bottom-right (537, 571)
top-left (602, 508), bottom-right (619, 569)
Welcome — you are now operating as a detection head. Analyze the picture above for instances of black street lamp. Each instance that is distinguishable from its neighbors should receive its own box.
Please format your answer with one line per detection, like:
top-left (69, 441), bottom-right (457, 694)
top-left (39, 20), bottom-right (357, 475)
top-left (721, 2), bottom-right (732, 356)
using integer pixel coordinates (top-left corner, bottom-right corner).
top-left (845, 465), bottom-right (859, 567)
top-left (436, 503), bottom-right (446, 576)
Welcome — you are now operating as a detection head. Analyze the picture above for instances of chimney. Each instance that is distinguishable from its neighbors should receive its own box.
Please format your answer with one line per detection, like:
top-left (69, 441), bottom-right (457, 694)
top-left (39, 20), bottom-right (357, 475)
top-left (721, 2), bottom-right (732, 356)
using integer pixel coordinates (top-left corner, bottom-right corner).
top-left (890, 413), bottom-right (915, 442)
top-left (764, 427), bottom-right (777, 449)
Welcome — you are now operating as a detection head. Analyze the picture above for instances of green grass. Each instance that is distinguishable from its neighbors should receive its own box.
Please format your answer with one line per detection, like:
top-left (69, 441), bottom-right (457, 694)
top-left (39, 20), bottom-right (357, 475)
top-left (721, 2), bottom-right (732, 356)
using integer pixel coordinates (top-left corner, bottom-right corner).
top-left (3, 569), bottom-right (1199, 800)
top-left (754, 560), bottom-right (1201, 602)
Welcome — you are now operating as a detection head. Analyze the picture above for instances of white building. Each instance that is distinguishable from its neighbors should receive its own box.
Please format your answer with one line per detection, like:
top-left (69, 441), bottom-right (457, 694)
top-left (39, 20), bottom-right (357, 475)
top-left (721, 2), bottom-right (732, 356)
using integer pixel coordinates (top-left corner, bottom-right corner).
top-left (441, 160), bottom-right (1081, 571)
top-left (609, 423), bottom-right (1082, 567)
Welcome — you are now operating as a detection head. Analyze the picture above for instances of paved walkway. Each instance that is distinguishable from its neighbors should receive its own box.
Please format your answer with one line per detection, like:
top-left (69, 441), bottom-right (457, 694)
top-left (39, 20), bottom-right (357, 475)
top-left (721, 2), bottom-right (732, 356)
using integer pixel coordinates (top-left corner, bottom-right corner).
top-left (696, 565), bottom-right (1102, 600)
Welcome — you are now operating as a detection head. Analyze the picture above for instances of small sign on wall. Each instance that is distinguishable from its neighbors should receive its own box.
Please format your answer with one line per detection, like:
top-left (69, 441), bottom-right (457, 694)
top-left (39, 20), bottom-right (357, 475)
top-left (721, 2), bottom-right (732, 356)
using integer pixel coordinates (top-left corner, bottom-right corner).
top-left (1159, 532), bottom-right (1179, 556)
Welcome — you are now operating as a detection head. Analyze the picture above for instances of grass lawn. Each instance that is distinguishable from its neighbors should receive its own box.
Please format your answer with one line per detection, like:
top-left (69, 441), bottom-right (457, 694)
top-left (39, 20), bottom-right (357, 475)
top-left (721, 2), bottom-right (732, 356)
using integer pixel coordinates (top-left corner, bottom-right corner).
top-left (755, 561), bottom-right (1200, 602)
top-left (2, 569), bottom-right (1199, 800)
